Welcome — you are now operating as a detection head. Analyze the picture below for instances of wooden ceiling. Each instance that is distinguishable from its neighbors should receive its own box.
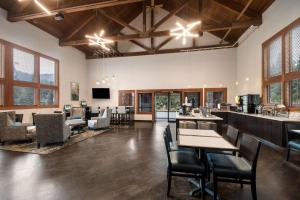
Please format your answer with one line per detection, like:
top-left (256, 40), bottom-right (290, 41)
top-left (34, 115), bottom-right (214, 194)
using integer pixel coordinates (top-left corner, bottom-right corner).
top-left (0, 0), bottom-right (275, 59)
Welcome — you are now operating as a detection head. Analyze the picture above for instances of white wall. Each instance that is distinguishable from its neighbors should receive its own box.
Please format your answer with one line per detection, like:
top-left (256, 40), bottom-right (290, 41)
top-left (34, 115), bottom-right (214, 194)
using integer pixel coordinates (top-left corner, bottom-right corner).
top-left (0, 8), bottom-right (88, 123)
top-left (87, 48), bottom-right (237, 120)
top-left (236, 0), bottom-right (300, 95)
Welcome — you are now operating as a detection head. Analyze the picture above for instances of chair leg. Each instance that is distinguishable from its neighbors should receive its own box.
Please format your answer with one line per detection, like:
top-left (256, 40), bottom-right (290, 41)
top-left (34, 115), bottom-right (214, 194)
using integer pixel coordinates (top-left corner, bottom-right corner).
top-left (167, 168), bottom-right (172, 196)
top-left (240, 179), bottom-right (243, 188)
top-left (213, 173), bottom-right (218, 200)
top-left (286, 148), bottom-right (290, 161)
top-left (251, 178), bottom-right (257, 200)
top-left (201, 176), bottom-right (206, 200)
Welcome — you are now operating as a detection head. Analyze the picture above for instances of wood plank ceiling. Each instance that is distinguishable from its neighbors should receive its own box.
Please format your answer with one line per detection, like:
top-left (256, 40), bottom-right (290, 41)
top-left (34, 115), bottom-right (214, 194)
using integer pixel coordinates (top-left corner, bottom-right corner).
top-left (0, 0), bottom-right (275, 59)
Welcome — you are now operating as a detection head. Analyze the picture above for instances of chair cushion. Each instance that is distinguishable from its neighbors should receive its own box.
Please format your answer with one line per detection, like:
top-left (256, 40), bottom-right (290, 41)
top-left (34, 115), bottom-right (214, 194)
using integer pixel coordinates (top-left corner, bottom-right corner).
top-left (170, 151), bottom-right (205, 173)
top-left (207, 153), bottom-right (252, 179)
top-left (289, 140), bottom-right (300, 150)
top-left (170, 141), bottom-right (194, 152)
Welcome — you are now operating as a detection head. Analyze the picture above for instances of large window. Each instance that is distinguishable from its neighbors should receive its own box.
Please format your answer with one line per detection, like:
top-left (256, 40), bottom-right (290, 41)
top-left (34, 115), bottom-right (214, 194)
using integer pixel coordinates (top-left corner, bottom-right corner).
top-left (0, 39), bottom-right (59, 109)
top-left (137, 92), bottom-right (153, 113)
top-left (204, 88), bottom-right (227, 108)
top-left (263, 18), bottom-right (300, 110)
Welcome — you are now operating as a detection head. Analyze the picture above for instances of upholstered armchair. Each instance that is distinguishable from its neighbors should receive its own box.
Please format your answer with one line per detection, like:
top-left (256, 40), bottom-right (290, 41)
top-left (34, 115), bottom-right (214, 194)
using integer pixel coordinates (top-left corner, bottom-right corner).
top-left (68, 107), bottom-right (85, 120)
top-left (35, 113), bottom-right (71, 148)
top-left (88, 108), bottom-right (112, 129)
top-left (0, 111), bottom-right (35, 144)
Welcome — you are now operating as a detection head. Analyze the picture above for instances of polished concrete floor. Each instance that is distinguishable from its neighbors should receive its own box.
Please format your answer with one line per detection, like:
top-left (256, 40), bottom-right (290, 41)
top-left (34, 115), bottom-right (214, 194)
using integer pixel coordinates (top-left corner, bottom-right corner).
top-left (0, 122), bottom-right (299, 200)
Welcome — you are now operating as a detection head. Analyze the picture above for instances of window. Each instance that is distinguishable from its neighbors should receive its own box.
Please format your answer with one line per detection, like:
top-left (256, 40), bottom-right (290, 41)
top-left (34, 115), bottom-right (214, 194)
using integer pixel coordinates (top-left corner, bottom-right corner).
top-left (262, 18), bottom-right (300, 110)
top-left (40, 57), bottom-right (56, 85)
top-left (268, 83), bottom-right (281, 104)
top-left (13, 86), bottom-right (35, 106)
top-left (183, 91), bottom-right (201, 108)
top-left (13, 48), bottom-right (35, 82)
top-left (40, 88), bottom-right (56, 105)
top-left (289, 25), bottom-right (300, 72)
top-left (0, 39), bottom-right (59, 109)
top-left (138, 92), bottom-right (153, 113)
top-left (204, 88), bottom-right (227, 108)
top-left (119, 90), bottom-right (135, 106)
top-left (0, 43), bottom-right (4, 79)
top-left (268, 38), bottom-right (282, 77)
top-left (0, 84), bottom-right (3, 106)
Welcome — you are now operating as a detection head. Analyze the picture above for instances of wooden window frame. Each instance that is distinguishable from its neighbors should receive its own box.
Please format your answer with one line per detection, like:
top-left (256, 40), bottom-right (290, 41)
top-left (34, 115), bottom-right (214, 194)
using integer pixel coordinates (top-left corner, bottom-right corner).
top-left (262, 17), bottom-right (300, 111)
top-left (204, 88), bottom-right (227, 106)
top-left (136, 90), bottom-right (154, 115)
top-left (0, 39), bottom-right (59, 110)
top-left (118, 90), bottom-right (135, 107)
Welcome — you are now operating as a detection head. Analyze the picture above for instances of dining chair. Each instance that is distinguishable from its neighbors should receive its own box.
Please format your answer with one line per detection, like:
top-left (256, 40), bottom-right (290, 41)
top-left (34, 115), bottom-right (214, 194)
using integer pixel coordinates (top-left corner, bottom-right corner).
top-left (163, 131), bottom-right (206, 198)
top-left (207, 134), bottom-right (262, 200)
top-left (285, 123), bottom-right (300, 161)
top-left (166, 125), bottom-right (193, 152)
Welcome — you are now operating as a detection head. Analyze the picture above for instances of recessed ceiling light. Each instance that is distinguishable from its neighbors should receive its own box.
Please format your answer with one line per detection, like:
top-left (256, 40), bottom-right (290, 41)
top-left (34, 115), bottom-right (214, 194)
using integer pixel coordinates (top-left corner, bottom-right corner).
top-left (246, 77), bottom-right (250, 81)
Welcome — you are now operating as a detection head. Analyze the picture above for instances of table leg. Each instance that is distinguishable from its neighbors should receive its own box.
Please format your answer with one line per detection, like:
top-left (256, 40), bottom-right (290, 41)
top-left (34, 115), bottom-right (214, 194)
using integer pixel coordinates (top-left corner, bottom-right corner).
top-left (176, 119), bottom-right (179, 139)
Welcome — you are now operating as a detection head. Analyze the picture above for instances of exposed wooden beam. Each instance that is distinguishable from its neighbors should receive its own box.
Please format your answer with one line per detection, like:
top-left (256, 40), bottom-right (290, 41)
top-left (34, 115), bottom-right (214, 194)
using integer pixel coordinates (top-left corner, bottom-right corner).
top-left (8, 0), bottom-right (144, 22)
top-left (155, 37), bottom-right (174, 51)
top-left (119, 32), bottom-right (151, 51)
top-left (150, 0), bottom-right (155, 49)
top-left (213, 0), bottom-right (259, 18)
top-left (130, 40), bottom-right (151, 51)
top-left (87, 43), bottom-right (235, 59)
top-left (60, 18), bottom-right (260, 46)
top-left (62, 14), bottom-right (96, 41)
top-left (221, 0), bottom-right (254, 43)
top-left (100, 10), bottom-right (142, 34)
top-left (143, 0), bottom-right (147, 32)
top-left (203, 18), bottom-right (262, 32)
top-left (148, 0), bottom-right (192, 33)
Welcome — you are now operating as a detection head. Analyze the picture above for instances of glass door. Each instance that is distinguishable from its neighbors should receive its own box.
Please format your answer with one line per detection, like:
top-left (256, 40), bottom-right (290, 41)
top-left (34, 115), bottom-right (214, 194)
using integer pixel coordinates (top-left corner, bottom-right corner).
top-left (155, 92), bottom-right (169, 120)
top-left (168, 92), bottom-right (181, 122)
top-left (155, 91), bottom-right (181, 122)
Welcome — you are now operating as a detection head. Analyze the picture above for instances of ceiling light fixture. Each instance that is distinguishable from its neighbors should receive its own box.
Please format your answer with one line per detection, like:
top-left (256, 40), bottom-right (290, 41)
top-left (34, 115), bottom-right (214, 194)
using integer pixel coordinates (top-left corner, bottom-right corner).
top-left (85, 30), bottom-right (113, 51)
top-left (170, 21), bottom-right (201, 45)
top-left (34, 0), bottom-right (51, 15)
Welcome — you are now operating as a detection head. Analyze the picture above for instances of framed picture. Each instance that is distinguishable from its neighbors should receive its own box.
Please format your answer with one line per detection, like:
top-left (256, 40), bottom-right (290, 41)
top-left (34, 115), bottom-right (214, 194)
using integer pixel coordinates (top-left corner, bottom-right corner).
top-left (70, 82), bottom-right (79, 101)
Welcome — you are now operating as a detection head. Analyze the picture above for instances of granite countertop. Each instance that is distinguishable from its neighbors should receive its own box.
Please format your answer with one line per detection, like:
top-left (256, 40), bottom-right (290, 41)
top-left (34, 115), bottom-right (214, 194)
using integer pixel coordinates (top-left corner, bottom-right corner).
top-left (211, 110), bottom-right (300, 122)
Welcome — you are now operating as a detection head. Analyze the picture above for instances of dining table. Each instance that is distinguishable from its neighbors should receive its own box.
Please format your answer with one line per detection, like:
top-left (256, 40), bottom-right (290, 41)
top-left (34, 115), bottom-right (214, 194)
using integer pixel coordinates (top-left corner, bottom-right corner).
top-left (177, 128), bottom-right (238, 198)
top-left (175, 112), bottom-right (223, 134)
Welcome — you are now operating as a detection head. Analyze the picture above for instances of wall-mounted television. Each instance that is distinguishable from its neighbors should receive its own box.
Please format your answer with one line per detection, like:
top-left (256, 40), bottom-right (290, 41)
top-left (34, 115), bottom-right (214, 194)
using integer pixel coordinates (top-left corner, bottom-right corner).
top-left (92, 88), bottom-right (110, 99)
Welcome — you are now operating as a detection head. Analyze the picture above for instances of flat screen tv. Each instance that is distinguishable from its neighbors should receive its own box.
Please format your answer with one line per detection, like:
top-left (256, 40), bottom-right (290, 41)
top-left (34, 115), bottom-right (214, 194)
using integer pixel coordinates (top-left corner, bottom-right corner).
top-left (92, 88), bottom-right (110, 99)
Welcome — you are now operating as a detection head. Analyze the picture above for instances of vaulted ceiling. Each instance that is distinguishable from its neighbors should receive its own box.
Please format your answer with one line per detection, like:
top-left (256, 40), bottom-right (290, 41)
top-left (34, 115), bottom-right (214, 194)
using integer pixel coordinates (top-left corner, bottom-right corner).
top-left (0, 0), bottom-right (275, 59)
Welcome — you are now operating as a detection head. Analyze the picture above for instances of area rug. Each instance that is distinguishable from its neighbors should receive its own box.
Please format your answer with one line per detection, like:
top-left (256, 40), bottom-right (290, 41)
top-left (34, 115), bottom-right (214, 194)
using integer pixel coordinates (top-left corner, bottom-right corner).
top-left (0, 129), bottom-right (110, 155)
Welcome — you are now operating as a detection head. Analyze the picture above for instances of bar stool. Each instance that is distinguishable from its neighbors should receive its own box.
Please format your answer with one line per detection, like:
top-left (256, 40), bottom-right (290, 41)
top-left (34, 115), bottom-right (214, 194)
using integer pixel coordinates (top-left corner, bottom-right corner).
top-left (111, 107), bottom-right (117, 125)
top-left (117, 106), bottom-right (127, 125)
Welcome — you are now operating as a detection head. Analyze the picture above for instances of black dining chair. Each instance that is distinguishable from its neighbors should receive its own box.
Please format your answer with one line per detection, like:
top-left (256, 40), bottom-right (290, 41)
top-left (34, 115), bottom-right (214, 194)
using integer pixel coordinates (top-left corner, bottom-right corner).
top-left (163, 131), bottom-right (206, 198)
top-left (166, 125), bottom-right (194, 152)
top-left (285, 123), bottom-right (300, 161)
top-left (207, 134), bottom-right (262, 200)
top-left (206, 125), bottom-right (239, 155)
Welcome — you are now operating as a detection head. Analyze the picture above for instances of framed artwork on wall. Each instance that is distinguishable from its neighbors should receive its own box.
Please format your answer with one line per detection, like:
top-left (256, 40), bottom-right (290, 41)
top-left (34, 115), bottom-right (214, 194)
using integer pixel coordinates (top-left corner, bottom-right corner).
top-left (70, 82), bottom-right (79, 101)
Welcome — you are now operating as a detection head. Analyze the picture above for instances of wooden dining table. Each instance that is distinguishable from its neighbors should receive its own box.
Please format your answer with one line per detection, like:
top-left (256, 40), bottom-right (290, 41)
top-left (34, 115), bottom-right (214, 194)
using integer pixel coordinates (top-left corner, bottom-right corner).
top-left (177, 128), bottom-right (238, 198)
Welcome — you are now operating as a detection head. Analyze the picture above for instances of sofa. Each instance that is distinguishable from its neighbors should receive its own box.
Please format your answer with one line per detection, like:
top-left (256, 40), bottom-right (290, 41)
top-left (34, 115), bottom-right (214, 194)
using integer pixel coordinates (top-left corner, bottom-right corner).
top-left (35, 113), bottom-right (71, 148)
top-left (88, 108), bottom-right (112, 129)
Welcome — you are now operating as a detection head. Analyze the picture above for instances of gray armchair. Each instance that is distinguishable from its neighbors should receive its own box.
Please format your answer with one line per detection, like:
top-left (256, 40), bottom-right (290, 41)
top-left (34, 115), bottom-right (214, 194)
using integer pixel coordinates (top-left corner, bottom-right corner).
top-left (88, 108), bottom-right (112, 129)
top-left (0, 111), bottom-right (35, 144)
top-left (35, 113), bottom-right (71, 148)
